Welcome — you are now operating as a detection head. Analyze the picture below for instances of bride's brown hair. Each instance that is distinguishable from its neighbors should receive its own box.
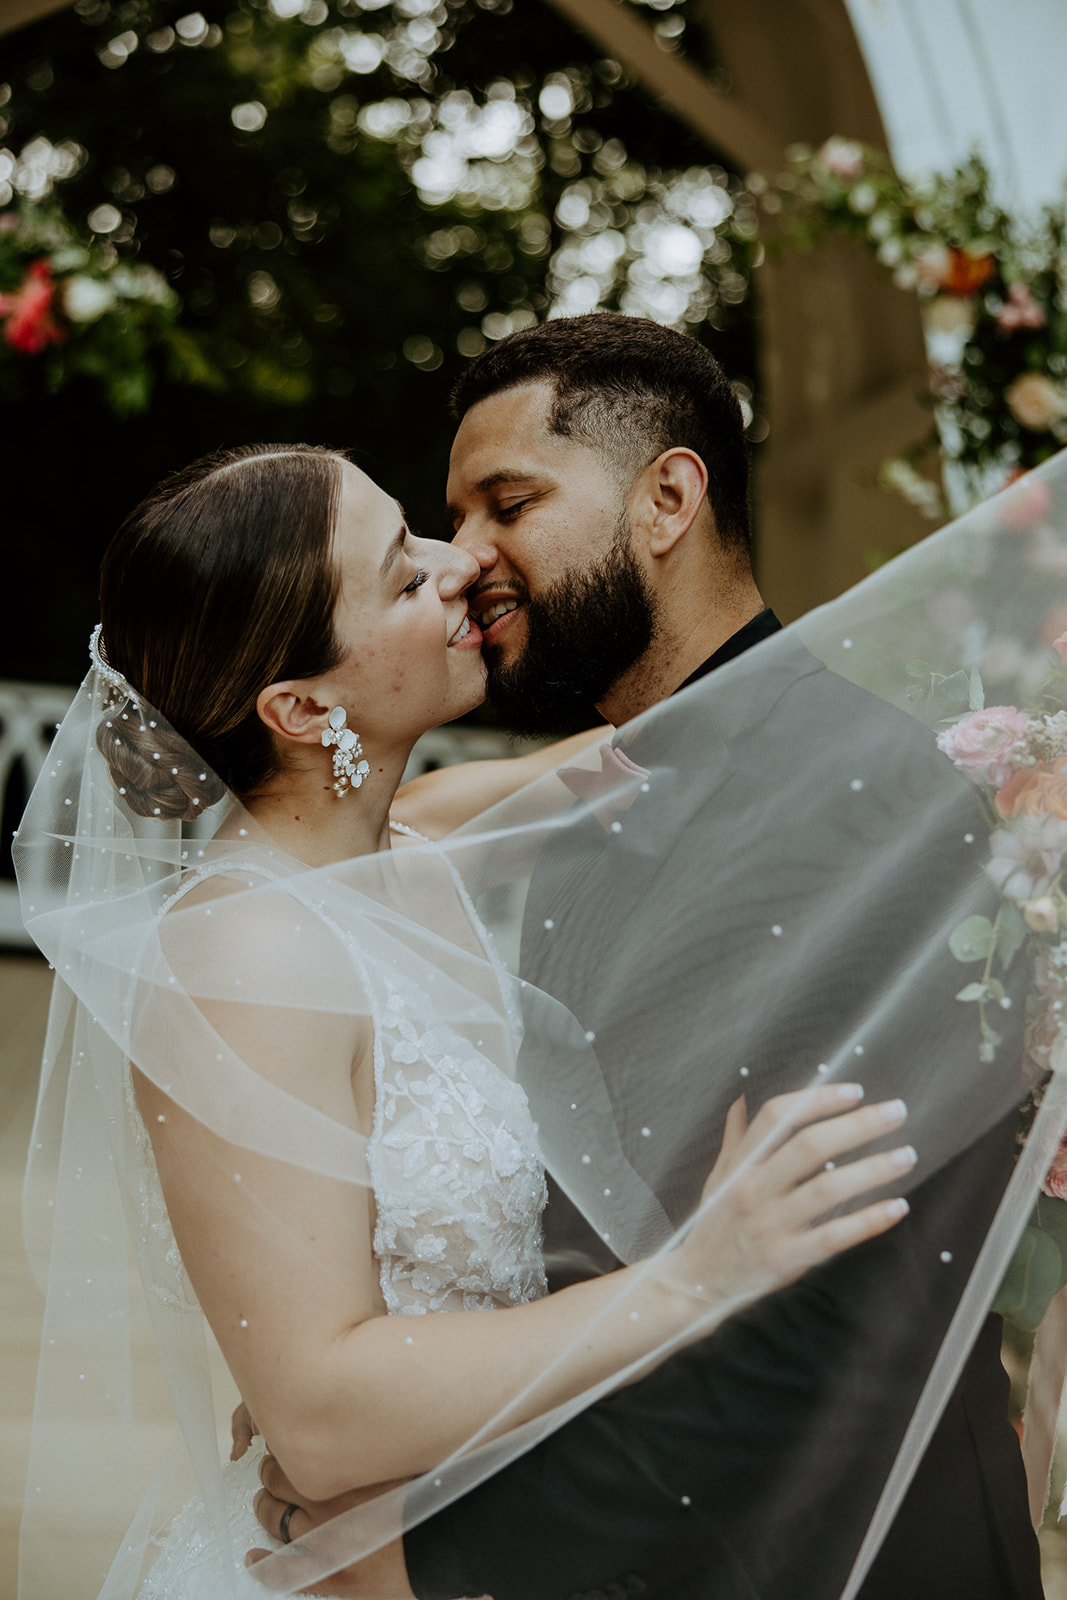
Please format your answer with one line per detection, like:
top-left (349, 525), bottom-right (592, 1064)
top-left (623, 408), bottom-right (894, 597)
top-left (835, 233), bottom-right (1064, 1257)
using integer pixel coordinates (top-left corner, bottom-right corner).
top-left (98, 443), bottom-right (348, 817)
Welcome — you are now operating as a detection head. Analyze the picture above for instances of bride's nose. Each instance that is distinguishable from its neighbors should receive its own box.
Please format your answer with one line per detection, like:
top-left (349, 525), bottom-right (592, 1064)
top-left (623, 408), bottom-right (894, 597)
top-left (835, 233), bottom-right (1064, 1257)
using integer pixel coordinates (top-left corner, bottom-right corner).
top-left (437, 542), bottom-right (481, 596)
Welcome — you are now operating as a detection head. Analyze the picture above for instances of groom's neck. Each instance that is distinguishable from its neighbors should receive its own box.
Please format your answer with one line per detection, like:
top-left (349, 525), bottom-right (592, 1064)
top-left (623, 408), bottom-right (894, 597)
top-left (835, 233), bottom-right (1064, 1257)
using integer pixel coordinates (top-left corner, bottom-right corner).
top-left (598, 573), bottom-right (765, 726)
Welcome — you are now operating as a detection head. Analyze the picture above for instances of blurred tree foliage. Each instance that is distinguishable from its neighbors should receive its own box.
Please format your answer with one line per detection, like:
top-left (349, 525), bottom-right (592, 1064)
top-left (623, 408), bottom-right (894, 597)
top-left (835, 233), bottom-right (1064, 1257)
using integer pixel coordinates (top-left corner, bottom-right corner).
top-left (0, 0), bottom-right (757, 683)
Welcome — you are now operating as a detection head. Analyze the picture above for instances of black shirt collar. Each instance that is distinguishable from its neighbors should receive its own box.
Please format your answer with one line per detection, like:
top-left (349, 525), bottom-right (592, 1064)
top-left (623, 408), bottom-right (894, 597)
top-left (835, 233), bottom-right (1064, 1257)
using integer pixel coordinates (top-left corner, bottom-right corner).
top-left (673, 608), bottom-right (782, 695)
top-left (610, 609), bottom-right (784, 762)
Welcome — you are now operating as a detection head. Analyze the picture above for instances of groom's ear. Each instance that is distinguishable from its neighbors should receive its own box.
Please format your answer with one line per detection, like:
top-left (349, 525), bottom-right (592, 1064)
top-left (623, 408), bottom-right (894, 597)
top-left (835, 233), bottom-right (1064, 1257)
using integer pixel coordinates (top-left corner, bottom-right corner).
top-left (633, 448), bottom-right (709, 558)
top-left (256, 683), bottom-right (331, 746)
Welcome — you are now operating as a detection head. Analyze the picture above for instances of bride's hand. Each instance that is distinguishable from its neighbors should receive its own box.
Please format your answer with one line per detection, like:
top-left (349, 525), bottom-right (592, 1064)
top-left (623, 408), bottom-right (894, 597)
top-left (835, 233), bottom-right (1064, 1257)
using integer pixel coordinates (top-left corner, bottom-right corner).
top-left (669, 1083), bottom-right (914, 1312)
top-left (231, 1400), bottom-right (260, 1461)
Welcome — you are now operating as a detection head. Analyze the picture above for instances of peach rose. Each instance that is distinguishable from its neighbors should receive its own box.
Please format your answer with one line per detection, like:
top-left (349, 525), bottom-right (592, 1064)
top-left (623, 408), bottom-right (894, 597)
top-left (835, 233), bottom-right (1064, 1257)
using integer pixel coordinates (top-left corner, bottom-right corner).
top-left (915, 244), bottom-right (995, 296)
top-left (1024, 897), bottom-right (1059, 933)
top-left (936, 706), bottom-right (1030, 788)
top-left (922, 296), bottom-right (976, 338)
top-left (1054, 631), bottom-right (1067, 665)
top-left (944, 247), bottom-right (995, 295)
top-left (997, 756), bottom-right (1067, 820)
top-left (1005, 373), bottom-right (1065, 433)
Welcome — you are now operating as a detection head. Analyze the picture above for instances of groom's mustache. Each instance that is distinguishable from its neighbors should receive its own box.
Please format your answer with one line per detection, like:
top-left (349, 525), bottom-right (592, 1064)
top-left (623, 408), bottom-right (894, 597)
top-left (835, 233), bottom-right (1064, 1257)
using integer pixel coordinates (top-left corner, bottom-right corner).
top-left (467, 578), bottom-right (531, 628)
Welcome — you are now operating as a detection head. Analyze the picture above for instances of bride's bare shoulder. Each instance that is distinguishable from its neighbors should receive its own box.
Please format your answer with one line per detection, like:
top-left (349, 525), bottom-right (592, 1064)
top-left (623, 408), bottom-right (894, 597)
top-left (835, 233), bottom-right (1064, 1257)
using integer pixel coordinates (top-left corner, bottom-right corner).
top-left (158, 863), bottom-right (355, 988)
top-left (392, 726), bottom-right (607, 839)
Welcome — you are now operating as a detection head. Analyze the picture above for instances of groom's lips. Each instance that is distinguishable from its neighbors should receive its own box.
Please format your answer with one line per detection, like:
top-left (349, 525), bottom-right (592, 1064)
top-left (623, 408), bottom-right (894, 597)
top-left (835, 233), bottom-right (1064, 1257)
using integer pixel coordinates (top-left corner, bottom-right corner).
top-left (472, 593), bottom-right (525, 649)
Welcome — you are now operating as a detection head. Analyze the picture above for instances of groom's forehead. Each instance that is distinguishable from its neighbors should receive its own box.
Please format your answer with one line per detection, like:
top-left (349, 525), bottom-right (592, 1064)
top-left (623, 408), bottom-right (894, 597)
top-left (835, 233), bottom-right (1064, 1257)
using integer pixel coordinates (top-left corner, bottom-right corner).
top-left (448, 386), bottom-right (590, 487)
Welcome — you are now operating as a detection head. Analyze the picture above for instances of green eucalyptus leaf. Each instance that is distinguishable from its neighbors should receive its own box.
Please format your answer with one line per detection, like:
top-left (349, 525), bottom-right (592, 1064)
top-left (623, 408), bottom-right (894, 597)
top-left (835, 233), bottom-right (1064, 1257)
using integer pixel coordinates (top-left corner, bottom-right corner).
top-left (955, 982), bottom-right (989, 1001)
top-left (994, 1225), bottom-right (1066, 1331)
top-left (968, 668), bottom-right (986, 712)
top-left (949, 915), bottom-right (996, 962)
top-left (995, 903), bottom-right (1028, 970)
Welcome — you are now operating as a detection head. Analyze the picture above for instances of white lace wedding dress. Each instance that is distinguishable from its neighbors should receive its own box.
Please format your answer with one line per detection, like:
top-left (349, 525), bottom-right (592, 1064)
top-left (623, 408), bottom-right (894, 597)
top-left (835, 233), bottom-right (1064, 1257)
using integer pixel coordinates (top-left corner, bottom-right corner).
top-left (130, 857), bottom-right (548, 1600)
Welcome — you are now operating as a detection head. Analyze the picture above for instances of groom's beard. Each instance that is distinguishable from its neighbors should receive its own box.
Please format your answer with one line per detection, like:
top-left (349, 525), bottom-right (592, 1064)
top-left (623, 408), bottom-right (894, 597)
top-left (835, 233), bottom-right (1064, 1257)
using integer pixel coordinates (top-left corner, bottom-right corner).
top-left (486, 523), bottom-right (659, 736)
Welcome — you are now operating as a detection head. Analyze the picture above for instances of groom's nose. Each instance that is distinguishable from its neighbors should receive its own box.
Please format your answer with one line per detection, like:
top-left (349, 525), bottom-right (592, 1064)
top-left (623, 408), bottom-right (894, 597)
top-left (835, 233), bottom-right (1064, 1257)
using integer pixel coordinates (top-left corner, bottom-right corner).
top-left (450, 527), bottom-right (500, 572)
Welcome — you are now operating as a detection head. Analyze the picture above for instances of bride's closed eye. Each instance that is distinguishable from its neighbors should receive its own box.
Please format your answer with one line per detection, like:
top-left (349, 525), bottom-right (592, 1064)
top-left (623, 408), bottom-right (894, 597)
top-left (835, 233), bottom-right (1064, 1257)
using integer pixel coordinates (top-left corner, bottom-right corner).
top-left (403, 568), bottom-right (429, 594)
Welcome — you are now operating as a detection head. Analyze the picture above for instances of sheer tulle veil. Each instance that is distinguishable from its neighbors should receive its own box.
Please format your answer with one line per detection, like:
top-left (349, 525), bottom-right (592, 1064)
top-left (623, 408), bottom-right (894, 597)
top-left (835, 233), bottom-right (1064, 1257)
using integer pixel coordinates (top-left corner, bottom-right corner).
top-left (16, 451), bottom-right (1067, 1599)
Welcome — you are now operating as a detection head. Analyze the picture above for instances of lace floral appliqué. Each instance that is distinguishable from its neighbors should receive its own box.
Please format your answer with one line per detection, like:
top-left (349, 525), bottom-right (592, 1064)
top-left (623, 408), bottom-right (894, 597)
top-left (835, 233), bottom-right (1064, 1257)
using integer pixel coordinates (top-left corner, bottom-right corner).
top-left (371, 979), bottom-right (547, 1313)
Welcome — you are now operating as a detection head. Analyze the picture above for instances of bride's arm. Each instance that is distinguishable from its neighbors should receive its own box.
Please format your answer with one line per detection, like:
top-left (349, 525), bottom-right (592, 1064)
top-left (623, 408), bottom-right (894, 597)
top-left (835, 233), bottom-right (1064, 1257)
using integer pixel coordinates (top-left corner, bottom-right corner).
top-left (138, 983), bottom-right (911, 1506)
top-left (391, 725), bottom-right (606, 840)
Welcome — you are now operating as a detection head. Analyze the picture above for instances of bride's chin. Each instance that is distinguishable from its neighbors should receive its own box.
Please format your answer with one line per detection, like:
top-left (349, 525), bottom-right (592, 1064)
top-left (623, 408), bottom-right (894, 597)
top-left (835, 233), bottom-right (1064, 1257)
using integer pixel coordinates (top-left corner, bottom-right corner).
top-left (432, 684), bottom-right (488, 733)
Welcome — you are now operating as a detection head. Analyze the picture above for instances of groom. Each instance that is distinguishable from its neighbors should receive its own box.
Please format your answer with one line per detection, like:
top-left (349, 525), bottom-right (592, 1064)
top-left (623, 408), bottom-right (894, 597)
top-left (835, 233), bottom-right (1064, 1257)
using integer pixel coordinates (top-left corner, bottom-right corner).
top-left (255, 314), bottom-right (1042, 1598)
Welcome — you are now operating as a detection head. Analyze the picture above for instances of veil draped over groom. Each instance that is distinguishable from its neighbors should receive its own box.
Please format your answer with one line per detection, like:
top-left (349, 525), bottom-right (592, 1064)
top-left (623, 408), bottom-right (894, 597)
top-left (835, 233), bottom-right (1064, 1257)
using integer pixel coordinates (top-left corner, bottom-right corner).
top-left (16, 451), bottom-right (1067, 1598)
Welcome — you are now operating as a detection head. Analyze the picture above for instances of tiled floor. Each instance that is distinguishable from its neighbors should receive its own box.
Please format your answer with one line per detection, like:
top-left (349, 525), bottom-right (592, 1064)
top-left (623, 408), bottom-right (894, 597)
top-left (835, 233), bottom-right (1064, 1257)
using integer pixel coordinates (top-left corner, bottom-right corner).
top-left (4, 954), bottom-right (1067, 1599)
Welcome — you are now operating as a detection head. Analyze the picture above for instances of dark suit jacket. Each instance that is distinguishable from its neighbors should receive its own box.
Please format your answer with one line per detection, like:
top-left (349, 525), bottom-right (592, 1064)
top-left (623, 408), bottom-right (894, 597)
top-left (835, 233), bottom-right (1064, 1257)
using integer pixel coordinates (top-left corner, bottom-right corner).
top-left (405, 621), bottom-right (1042, 1600)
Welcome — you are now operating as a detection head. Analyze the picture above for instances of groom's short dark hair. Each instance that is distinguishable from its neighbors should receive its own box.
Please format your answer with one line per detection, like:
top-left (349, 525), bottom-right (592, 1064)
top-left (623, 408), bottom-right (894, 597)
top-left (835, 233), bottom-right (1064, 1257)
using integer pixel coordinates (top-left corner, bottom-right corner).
top-left (451, 312), bottom-right (751, 561)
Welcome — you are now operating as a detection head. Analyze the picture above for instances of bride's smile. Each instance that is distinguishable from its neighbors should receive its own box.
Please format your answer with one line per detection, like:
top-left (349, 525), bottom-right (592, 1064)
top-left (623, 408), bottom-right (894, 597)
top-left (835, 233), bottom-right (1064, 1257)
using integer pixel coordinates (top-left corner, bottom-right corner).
top-left (322, 461), bottom-right (487, 751)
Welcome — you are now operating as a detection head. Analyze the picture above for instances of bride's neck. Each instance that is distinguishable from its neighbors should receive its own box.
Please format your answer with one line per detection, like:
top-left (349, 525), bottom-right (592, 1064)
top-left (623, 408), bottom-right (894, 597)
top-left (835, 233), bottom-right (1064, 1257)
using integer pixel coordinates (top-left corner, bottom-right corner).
top-left (242, 744), bottom-right (412, 866)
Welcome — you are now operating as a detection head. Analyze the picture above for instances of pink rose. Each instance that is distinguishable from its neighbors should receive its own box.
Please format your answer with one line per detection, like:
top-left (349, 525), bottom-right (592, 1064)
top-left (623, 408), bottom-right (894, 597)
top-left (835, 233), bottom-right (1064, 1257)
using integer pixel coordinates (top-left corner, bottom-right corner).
top-left (1054, 632), bottom-right (1067, 665)
top-left (936, 706), bottom-right (1030, 788)
top-left (1028, 524), bottom-right (1067, 575)
top-left (1005, 373), bottom-right (1065, 433)
top-left (997, 466), bottom-right (1055, 531)
top-left (996, 283), bottom-right (1047, 332)
top-left (817, 137), bottom-right (864, 182)
top-left (0, 259), bottom-right (65, 355)
top-left (1044, 1132), bottom-right (1067, 1200)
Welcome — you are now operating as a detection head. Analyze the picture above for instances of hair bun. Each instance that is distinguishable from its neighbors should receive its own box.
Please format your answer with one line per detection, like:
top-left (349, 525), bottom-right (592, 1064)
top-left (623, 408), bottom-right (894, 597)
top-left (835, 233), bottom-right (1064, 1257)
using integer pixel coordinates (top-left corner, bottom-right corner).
top-left (96, 706), bottom-right (227, 821)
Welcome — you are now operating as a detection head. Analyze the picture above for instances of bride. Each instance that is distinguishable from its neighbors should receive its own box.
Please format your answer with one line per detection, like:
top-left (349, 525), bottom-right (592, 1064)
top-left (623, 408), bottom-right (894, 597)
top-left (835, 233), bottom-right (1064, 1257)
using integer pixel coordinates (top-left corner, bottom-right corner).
top-left (14, 442), bottom-right (915, 1600)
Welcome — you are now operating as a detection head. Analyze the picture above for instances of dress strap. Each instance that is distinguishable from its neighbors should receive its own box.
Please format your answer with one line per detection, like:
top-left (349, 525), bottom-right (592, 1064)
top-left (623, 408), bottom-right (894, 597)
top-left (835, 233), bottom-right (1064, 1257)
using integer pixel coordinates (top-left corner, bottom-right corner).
top-left (389, 818), bottom-right (432, 843)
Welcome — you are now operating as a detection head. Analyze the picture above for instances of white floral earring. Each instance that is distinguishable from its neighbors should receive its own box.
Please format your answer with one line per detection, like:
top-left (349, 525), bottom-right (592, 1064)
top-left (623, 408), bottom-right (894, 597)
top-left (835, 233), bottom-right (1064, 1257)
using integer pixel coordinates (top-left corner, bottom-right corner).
top-left (322, 706), bottom-right (370, 796)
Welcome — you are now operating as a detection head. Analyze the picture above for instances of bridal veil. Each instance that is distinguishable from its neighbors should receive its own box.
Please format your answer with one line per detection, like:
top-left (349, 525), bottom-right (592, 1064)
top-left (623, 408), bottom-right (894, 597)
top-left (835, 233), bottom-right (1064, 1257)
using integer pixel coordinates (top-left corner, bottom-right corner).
top-left (15, 451), bottom-right (1067, 1598)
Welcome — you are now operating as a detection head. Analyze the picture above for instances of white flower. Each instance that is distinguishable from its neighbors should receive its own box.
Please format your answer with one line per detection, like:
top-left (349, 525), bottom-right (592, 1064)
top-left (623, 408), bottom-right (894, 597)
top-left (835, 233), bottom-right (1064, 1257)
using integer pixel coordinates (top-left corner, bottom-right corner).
top-left (63, 274), bottom-right (114, 322)
top-left (110, 264), bottom-right (173, 304)
top-left (914, 243), bottom-right (953, 292)
top-left (816, 137), bottom-right (864, 182)
top-left (413, 1233), bottom-right (447, 1262)
top-left (848, 180), bottom-right (878, 215)
top-left (987, 817), bottom-right (1067, 901)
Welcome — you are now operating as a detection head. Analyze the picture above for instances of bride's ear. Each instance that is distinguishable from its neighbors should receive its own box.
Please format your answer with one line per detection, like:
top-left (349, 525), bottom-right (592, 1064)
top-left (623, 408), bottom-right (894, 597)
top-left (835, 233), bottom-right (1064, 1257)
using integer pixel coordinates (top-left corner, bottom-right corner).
top-left (256, 682), bottom-right (331, 746)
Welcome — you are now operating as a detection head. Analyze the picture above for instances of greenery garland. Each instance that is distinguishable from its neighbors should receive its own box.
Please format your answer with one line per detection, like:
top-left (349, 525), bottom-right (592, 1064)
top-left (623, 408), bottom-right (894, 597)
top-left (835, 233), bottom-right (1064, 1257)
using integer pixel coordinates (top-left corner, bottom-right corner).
top-left (752, 138), bottom-right (1067, 518)
top-left (0, 195), bottom-right (217, 414)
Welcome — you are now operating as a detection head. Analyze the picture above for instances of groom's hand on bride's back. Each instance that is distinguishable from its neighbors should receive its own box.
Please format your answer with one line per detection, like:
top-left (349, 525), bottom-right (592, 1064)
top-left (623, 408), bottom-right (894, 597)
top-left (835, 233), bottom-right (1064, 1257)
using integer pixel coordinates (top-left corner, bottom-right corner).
top-left (247, 1450), bottom-right (416, 1599)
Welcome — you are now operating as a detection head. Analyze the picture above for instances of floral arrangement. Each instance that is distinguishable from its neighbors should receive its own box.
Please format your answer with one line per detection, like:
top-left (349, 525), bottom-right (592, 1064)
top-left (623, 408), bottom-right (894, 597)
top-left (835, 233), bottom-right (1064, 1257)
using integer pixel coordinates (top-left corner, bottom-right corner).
top-left (752, 139), bottom-right (1067, 517)
top-left (933, 643), bottom-right (1067, 1328)
top-left (0, 201), bottom-right (216, 414)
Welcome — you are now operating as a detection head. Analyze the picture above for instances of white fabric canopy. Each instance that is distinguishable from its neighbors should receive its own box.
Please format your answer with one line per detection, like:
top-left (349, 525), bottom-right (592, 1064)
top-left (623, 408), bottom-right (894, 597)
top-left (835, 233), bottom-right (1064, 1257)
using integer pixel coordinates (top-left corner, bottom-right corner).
top-left (844, 0), bottom-right (1067, 214)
